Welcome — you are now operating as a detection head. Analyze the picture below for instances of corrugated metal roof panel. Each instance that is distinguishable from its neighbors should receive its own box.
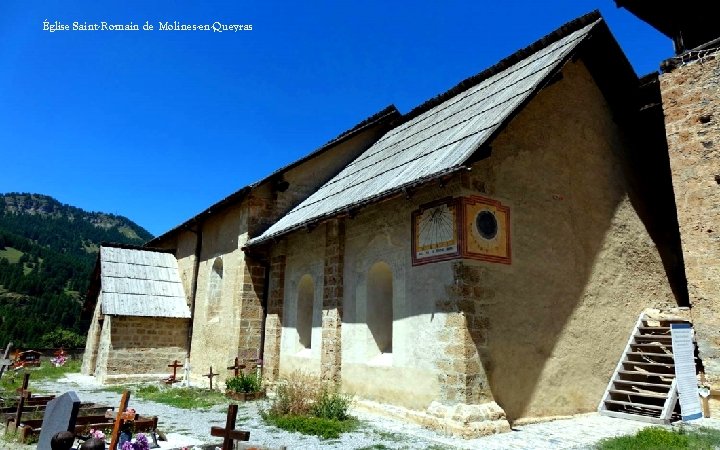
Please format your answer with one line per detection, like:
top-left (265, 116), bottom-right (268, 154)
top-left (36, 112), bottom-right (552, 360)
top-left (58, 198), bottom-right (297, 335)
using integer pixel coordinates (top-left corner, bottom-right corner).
top-left (249, 20), bottom-right (598, 245)
top-left (99, 246), bottom-right (190, 318)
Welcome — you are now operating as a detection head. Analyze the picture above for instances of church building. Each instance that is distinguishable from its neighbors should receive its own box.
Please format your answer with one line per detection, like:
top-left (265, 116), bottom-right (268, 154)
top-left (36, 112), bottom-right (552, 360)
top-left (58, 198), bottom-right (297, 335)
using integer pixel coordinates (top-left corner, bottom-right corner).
top-left (82, 8), bottom-right (719, 436)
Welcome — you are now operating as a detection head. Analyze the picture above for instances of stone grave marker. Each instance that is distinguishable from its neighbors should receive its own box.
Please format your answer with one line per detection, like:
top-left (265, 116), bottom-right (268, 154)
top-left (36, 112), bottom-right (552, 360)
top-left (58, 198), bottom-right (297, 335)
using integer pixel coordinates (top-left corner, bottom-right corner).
top-left (37, 391), bottom-right (81, 450)
top-left (210, 404), bottom-right (250, 450)
top-left (182, 357), bottom-right (191, 387)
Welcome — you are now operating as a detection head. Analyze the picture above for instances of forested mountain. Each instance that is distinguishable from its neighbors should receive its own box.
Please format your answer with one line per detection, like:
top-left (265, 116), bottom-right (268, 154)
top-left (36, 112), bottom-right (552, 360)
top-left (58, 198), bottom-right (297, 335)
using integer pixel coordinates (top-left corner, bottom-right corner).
top-left (0, 193), bottom-right (153, 348)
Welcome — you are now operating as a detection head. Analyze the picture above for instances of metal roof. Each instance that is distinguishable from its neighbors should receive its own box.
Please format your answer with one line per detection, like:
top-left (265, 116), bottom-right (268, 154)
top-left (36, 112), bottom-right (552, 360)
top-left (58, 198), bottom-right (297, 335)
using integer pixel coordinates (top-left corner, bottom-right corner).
top-left (248, 18), bottom-right (600, 246)
top-left (99, 246), bottom-right (190, 318)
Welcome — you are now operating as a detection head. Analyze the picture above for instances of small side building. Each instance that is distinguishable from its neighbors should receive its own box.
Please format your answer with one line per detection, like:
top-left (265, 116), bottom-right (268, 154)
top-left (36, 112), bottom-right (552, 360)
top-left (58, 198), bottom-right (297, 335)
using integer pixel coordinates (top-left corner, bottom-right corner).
top-left (81, 244), bottom-right (191, 384)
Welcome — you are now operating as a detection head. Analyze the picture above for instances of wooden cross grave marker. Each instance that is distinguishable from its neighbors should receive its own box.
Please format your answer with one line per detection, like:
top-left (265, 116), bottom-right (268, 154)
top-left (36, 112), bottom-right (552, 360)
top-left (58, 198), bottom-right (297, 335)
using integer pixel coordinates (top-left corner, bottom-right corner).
top-left (164, 360), bottom-right (183, 384)
top-left (227, 357), bottom-right (246, 378)
top-left (16, 372), bottom-right (30, 395)
top-left (14, 373), bottom-right (32, 429)
top-left (108, 390), bottom-right (131, 450)
top-left (205, 366), bottom-right (219, 390)
top-left (210, 404), bottom-right (250, 450)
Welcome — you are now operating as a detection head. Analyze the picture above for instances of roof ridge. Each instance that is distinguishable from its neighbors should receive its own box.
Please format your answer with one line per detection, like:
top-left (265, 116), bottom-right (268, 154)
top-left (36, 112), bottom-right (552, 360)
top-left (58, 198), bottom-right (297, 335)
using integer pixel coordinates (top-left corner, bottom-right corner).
top-left (101, 242), bottom-right (175, 254)
top-left (395, 10), bottom-right (602, 127)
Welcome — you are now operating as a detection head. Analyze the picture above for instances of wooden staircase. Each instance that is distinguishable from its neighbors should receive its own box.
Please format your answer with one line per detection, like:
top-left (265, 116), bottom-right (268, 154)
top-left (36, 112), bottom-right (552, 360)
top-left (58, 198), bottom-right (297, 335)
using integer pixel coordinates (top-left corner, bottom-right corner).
top-left (598, 314), bottom-right (682, 423)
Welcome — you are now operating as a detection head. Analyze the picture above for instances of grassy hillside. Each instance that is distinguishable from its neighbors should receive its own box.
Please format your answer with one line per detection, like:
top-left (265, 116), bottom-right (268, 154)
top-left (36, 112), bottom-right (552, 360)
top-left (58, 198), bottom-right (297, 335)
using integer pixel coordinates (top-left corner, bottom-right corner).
top-left (0, 193), bottom-right (154, 348)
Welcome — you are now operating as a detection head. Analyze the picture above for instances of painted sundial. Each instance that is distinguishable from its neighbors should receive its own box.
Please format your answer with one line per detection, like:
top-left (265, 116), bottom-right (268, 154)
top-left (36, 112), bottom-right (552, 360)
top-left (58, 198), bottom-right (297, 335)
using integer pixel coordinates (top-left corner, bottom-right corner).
top-left (412, 199), bottom-right (459, 264)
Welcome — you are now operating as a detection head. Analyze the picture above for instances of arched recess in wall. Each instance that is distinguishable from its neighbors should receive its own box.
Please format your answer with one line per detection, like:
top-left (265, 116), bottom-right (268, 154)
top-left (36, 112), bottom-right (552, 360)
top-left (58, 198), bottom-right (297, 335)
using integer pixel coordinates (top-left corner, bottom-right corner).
top-left (367, 261), bottom-right (393, 354)
top-left (207, 257), bottom-right (223, 321)
top-left (296, 274), bottom-right (314, 350)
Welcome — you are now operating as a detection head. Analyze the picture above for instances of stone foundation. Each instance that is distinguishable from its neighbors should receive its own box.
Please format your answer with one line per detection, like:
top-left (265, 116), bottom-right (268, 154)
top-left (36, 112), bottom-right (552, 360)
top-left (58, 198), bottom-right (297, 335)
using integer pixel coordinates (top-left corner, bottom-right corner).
top-left (354, 399), bottom-right (510, 438)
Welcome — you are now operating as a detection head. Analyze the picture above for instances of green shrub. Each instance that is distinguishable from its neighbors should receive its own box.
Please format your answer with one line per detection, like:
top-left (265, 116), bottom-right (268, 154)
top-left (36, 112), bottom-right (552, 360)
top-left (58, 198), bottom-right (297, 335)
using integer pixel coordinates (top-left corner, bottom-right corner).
top-left (226, 371), bottom-right (262, 394)
top-left (261, 414), bottom-right (357, 439)
top-left (311, 387), bottom-right (352, 421)
top-left (267, 371), bottom-right (321, 416)
top-left (261, 371), bottom-right (356, 438)
top-left (39, 328), bottom-right (86, 348)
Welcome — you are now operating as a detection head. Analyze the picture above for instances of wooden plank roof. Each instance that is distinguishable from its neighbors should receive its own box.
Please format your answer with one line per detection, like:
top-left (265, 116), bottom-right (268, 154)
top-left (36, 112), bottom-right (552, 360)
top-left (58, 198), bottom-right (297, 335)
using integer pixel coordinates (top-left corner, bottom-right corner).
top-left (99, 246), bottom-right (190, 318)
top-left (248, 13), bottom-right (602, 246)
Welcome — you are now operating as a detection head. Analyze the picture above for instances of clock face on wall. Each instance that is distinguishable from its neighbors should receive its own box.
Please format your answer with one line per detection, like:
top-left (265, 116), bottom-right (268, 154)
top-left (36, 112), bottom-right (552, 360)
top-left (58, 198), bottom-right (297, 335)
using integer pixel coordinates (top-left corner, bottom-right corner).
top-left (462, 196), bottom-right (511, 264)
top-left (412, 198), bottom-right (460, 265)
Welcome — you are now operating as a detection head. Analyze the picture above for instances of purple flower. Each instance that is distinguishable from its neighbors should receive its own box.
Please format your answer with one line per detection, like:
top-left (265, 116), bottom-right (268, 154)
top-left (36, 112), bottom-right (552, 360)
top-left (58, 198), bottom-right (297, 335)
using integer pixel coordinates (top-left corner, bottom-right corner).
top-left (119, 434), bottom-right (149, 450)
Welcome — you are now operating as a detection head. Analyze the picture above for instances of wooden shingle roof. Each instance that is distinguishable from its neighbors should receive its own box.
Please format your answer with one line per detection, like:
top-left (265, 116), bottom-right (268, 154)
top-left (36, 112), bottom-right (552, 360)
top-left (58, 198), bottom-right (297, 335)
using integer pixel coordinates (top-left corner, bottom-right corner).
top-left (99, 245), bottom-right (190, 318)
top-left (248, 13), bottom-right (603, 246)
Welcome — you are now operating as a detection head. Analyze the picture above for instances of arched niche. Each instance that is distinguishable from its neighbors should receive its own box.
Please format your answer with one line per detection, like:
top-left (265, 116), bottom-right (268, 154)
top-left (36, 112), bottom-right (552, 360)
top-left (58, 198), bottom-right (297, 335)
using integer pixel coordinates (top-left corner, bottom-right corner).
top-left (367, 261), bottom-right (393, 354)
top-left (207, 257), bottom-right (223, 321)
top-left (297, 274), bottom-right (314, 349)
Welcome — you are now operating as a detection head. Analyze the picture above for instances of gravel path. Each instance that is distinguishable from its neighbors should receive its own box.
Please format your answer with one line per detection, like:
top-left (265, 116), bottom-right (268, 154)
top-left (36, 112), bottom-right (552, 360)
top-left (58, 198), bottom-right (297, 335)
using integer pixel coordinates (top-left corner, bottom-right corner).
top-left (4, 373), bottom-right (719, 450)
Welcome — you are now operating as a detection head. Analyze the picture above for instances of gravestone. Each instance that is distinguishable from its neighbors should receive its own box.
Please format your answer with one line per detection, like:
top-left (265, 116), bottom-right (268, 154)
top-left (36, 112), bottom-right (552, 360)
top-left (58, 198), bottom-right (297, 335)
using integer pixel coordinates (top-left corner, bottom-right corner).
top-left (108, 390), bottom-right (131, 450)
top-left (164, 360), bottom-right (182, 384)
top-left (37, 391), bottom-right (81, 450)
top-left (210, 404), bottom-right (249, 450)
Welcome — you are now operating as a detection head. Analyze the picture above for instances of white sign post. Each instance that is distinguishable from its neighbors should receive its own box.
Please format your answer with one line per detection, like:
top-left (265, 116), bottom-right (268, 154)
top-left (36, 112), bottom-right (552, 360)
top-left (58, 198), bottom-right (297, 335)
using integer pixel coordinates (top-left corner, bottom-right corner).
top-left (671, 323), bottom-right (703, 421)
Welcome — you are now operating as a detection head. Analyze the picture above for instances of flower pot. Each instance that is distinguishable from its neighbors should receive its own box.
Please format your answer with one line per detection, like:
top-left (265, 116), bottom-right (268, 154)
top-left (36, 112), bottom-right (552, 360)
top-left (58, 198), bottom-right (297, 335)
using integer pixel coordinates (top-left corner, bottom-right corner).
top-left (225, 390), bottom-right (266, 401)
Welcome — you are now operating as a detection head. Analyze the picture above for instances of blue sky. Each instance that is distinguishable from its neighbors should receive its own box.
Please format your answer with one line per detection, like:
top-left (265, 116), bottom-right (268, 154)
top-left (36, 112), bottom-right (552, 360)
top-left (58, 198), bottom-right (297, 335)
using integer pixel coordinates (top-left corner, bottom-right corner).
top-left (0, 1), bottom-right (671, 237)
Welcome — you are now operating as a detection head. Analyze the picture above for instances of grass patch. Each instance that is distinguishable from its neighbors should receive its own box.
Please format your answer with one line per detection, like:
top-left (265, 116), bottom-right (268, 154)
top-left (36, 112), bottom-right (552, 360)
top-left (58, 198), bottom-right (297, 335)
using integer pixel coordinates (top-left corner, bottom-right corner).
top-left (0, 247), bottom-right (23, 264)
top-left (262, 414), bottom-right (358, 439)
top-left (1, 360), bottom-right (80, 397)
top-left (596, 426), bottom-right (720, 450)
top-left (374, 430), bottom-right (403, 442)
top-left (29, 359), bottom-right (81, 381)
top-left (105, 384), bottom-right (230, 409)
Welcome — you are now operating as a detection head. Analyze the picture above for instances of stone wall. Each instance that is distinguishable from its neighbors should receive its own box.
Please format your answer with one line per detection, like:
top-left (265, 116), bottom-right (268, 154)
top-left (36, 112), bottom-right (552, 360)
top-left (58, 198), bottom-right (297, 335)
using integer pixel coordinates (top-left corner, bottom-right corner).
top-left (95, 316), bottom-right (189, 383)
top-left (660, 50), bottom-right (720, 388)
top-left (263, 242), bottom-right (286, 381)
top-left (187, 204), bottom-right (248, 386)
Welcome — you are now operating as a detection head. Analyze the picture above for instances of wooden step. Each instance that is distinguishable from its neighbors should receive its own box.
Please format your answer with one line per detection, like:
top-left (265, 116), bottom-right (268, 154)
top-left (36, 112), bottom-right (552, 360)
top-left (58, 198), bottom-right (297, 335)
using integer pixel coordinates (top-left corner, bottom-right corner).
top-left (613, 379), bottom-right (672, 390)
top-left (622, 361), bottom-right (675, 368)
top-left (630, 343), bottom-right (672, 352)
top-left (609, 389), bottom-right (668, 399)
top-left (638, 326), bottom-right (670, 333)
top-left (618, 370), bottom-right (675, 379)
top-left (626, 351), bottom-right (674, 358)
top-left (634, 334), bottom-right (672, 341)
top-left (604, 399), bottom-right (664, 411)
